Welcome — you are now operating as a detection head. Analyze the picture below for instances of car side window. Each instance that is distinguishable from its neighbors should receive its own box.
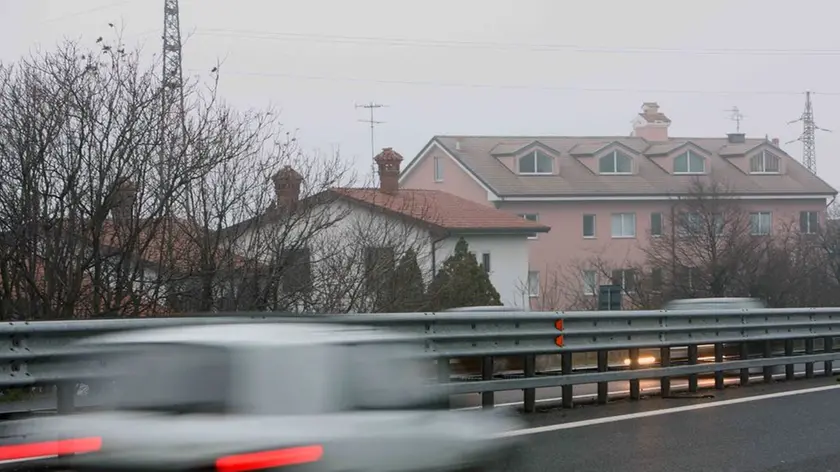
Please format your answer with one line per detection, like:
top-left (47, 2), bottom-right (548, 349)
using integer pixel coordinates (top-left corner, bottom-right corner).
top-left (340, 342), bottom-right (444, 411)
top-left (105, 343), bottom-right (232, 414)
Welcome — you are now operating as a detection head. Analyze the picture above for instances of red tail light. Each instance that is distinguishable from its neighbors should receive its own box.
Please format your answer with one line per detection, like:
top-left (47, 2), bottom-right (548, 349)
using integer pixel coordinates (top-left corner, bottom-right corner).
top-left (215, 445), bottom-right (324, 472)
top-left (0, 436), bottom-right (102, 461)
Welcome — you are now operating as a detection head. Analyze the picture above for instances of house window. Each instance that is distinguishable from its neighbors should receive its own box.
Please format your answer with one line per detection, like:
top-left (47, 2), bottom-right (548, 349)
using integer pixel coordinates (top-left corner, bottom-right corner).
top-left (611, 269), bottom-right (636, 292)
top-left (800, 211), bottom-right (819, 234)
top-left (712, 213), bottom-right (725, 235)
top-left (678, 212), bottom-right (703, 236)
top-left (281, 247), bottom-right (313, 294)
top-left (582, 214), bottom-right (596, 238)
top-left (650, 267), bottom-right (663, 290)
top-left (433, 156), bottom-right (443, 182)
top-left (750, 150), bottom-right (781, 173)
top-left (582, 270), bottom-right (597, 295)
top-left (650, 212), bottom-right (663, 237)
top-left (677, 266), bottom-right (696, 290)
top-left (518, 150), bottom-right (553, 174)
top-left (611, 213), bottom-right (636, 238)
top-left (598, 150), bottom-right (633, 174)
top-left (518, 213), bottom-right (539, 239)
top-left (364, 246), bottom-right (396, 292)
top-left (673, 150), bottom-right (706, 174)
top-left (481, 253), bottom-right (491, 274)
top-left (749, 212), bottom-right (772, 236)
top-left (527, 271), bottom-right (540, 297)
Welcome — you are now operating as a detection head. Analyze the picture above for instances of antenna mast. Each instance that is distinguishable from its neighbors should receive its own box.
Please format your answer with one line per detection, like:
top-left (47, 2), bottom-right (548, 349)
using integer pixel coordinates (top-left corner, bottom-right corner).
top-left (356, 102), bottom-right (387, 175)
top-left (725, 106), bottom-right (745, 133)
top-left (788, 91), bottom-right (831, 175)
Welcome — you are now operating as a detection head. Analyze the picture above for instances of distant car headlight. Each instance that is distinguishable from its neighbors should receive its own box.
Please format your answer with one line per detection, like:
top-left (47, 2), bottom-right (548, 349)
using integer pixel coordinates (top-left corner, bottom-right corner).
top-left (623, 356), bottom-right (657, 366)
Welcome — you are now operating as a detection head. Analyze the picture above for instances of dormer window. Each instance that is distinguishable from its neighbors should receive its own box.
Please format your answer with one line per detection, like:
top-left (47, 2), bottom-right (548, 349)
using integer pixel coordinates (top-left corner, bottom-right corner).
top-left (518, 150), bottom-right (553, 174)
top-left (599, 150), bottom-right (633, 174)
top-left (750, 150), bottom-right (781, 174)
top-left (673, 150), bottom-right (706, 174)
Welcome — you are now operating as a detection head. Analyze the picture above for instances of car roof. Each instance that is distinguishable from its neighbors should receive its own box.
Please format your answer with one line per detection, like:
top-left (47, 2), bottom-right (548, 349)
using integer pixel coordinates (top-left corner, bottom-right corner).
top-left (79, 322), bottom-right (417, 348)
top-left (443, 306), bottom-right (523, 312)
top-left (663, 297), bottom-right (765, 309)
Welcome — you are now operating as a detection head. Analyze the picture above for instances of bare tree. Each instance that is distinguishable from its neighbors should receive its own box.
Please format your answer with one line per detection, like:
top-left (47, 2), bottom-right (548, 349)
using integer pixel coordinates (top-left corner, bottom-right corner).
top-left (645, 179), bottom-right (770, 300)
top-left (0, 34), bottom-right (261, 319)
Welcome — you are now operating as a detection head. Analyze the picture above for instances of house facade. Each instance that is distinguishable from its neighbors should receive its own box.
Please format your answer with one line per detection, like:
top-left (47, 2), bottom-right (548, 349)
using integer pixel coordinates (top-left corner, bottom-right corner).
top-left (398, 102), bottom-right (838, 309)
top-left (233, 148), bottom-right (549, 311)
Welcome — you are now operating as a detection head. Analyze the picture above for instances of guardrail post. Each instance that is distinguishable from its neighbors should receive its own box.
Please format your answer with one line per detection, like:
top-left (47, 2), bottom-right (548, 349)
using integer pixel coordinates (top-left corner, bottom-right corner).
top-left (714, 343), bottom-right (724, 390)
top-left (629, 348), bottom-right (640, 400)
top-left (56, 382), bottom-right (76, 414)
top-left (437, 357), bottom-right (450, 409)
top-left (824, 336), bottom-right (834, 376)
top-left (805, 339), bottom-right (815, 378)
top-left (739, 342), bottom-right (750, 386)
top-left (687, 345), bottom-right (698, 393)
top-left (561, 352), bottom-right (573, 409)
top-left (660, 347), bottom-right (671, 397)
top-left (523, 355), bottom-right (536, 413)
top-left (481, 356), bottom-right (494, 409)
top-left (784, 339), bottom-right (794, 381)
top-left (596, 350), bottom-right (608, 405)
top-left (762, 341), bottom-right (773, 383)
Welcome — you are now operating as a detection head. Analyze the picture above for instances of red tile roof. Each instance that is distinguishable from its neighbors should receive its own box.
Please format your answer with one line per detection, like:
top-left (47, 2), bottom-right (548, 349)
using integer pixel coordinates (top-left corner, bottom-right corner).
top-left (331, 188), bottom-right (550, 233)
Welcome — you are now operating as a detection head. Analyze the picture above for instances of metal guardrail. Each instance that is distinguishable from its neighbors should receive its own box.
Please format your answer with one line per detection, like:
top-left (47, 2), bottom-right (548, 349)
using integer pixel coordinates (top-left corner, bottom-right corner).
top-left (0, 307), bottom-right (838, 414)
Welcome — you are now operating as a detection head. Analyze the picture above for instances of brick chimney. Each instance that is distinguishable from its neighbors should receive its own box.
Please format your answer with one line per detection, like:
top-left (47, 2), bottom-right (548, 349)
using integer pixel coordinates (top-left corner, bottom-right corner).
top-left (111, 180), bottom-right (136, 225)
top-left (374, 147), bottom-right (404, 194)
top-left (631, 102), bottom-right (671, 142)
top-left (272, 166), bottom-right (303, 210)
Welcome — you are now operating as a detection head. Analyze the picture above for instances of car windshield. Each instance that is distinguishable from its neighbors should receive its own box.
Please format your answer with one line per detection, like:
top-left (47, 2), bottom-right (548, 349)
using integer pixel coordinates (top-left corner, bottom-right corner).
top-left (101, 343), bottom-right (232, 414)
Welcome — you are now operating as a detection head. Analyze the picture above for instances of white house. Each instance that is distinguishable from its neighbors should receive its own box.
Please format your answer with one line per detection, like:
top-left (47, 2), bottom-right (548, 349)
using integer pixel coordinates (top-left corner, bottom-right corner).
top-left (234, 148), bottom-right (550, 310)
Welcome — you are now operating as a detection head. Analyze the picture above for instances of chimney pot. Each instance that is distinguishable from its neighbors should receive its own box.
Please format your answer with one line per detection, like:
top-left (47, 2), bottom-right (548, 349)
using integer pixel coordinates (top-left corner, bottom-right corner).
top-left (272, 165), bottom-right (304, 210)
top-left (374, 147), bottom-right (404, 194)
top-left (727, 133), bottom-right (746, 144)
top-left (771, 137), bottom-right (780, 147)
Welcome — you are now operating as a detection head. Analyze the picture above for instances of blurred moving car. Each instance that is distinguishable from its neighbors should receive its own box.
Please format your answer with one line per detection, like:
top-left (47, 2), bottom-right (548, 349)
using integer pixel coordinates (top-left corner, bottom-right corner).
top-left (624, 297), bottom-right (767, 367)
top-left (1, 323), bottom-right (522, 471)
top-left (662, 297), bottom-right (766, 312)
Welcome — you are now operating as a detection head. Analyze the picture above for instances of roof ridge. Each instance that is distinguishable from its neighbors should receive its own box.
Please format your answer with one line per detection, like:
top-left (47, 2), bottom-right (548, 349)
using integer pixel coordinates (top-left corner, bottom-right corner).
top-left (436, 134), bottom-right (768, 141)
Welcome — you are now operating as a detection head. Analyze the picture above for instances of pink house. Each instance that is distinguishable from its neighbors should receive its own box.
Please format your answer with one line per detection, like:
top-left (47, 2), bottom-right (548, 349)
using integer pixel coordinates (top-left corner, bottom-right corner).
top-left (398, 102), bottom-right (837, 309)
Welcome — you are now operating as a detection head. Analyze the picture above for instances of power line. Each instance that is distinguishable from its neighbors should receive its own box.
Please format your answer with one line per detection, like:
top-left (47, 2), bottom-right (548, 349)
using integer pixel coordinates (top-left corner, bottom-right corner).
top-left (191, 28), bottom-right (840, 57)
top-left (187, 69), bottom-right (840, 97)
top-left (41, 0), bottom-right (131, 24)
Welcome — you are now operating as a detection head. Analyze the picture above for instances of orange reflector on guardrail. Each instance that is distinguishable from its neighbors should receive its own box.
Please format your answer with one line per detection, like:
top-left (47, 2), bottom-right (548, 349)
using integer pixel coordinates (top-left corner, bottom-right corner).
top-left (555, 335), bottom-right (564, 347)
top-left (555, 319), bottom-right (564, 331)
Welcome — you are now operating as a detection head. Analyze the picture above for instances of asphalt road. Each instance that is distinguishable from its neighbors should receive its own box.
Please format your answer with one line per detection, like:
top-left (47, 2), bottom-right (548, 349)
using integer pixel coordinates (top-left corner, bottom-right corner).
top-left (498, 376), bottom-right (840, 472)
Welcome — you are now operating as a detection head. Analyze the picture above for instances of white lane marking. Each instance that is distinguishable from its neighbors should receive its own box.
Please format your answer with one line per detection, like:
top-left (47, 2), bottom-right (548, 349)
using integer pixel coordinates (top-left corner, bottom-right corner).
top-left (497, 383), bottom-right (840, 437)
top-left (0, 455), bottom-right (57, 465)
top-left (456, 368), bottom-right (829, 411)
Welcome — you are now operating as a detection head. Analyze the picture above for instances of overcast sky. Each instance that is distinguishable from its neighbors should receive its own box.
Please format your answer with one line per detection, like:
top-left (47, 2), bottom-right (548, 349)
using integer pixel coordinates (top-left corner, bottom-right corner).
top-left (2, 0), bottom-right (840, 189)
